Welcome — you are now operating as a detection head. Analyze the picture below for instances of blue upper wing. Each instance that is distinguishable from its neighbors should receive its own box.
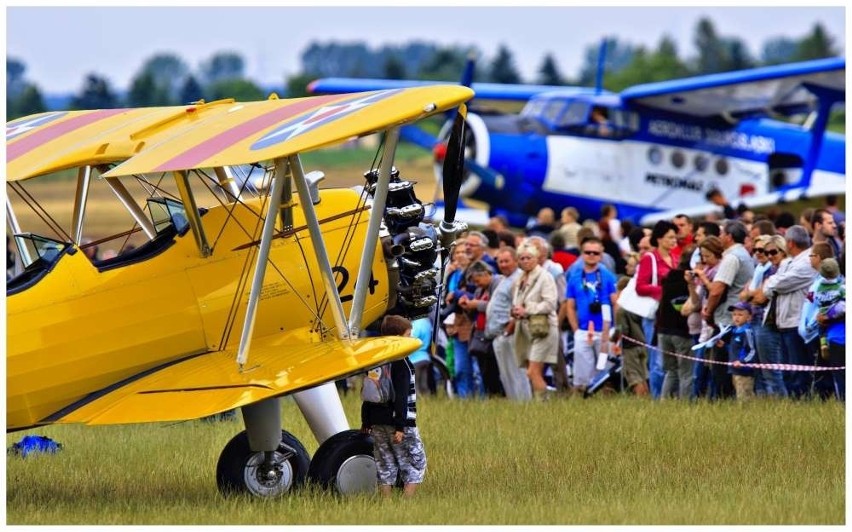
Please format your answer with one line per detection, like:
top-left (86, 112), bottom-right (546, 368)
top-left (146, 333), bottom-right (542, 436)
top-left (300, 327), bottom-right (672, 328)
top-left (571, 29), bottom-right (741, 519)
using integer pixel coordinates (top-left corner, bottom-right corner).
top-left (620, 57), bottom-right (845, 119)
top-left (308, 78), bottom-right (579, 101)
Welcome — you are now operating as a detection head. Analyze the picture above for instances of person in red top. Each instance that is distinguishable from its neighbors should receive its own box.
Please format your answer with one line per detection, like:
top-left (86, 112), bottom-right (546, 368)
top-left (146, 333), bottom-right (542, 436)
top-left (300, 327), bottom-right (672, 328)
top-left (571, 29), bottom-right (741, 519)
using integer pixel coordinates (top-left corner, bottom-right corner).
top-left (634, 220), bottom-right (680, 399)
top-left (672, 214), bottom-right (695, 259)
top-left (548, 231), bottom-right (577, 272)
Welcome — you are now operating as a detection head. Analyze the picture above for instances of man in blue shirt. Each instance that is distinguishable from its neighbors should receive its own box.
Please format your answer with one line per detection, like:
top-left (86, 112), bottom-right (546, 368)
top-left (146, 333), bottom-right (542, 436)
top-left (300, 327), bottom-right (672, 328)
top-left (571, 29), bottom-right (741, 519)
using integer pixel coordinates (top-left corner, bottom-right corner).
top-left (563, 236), bottom-right (617, 392)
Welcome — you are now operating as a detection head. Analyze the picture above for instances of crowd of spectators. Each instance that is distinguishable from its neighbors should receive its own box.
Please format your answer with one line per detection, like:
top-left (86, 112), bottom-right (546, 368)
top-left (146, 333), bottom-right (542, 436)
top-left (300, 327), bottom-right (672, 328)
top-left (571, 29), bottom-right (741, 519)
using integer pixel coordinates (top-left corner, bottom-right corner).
top-left (420, 196), bottom-right (846, 402)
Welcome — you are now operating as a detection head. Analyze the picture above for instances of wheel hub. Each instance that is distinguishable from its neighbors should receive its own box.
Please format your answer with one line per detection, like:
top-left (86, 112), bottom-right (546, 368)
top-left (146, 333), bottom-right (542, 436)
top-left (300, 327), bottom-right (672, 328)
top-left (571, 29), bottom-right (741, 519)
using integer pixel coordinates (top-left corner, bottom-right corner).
top-left (244, 451), bottom-right (294, 497)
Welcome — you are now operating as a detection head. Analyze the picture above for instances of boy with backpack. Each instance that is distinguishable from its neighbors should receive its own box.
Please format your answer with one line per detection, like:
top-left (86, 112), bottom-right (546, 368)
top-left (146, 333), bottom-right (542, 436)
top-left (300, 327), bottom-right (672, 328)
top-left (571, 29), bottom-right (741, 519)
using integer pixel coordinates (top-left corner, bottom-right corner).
top-left (360, 315), bottom-right (427, 497)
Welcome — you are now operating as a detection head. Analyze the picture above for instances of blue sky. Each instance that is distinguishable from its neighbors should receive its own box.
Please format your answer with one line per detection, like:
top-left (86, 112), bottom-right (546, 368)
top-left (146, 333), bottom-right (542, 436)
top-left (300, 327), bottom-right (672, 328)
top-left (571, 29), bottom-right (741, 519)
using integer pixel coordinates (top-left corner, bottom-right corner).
top-left (6, 5), bottom-right (846, 95)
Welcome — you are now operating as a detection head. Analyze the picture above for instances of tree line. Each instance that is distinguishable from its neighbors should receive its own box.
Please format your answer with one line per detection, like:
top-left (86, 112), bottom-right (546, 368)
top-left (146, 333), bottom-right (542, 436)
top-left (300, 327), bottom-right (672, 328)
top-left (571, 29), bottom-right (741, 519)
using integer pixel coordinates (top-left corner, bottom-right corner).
top-left (6, 17), bottom-right (839, 120)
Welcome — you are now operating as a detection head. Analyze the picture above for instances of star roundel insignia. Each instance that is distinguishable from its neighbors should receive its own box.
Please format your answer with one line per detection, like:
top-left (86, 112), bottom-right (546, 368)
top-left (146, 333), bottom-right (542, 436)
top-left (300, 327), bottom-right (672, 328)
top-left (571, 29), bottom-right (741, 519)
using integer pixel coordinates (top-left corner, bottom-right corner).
top-left (250, 89), bottom-right (402, 151)
top-left (6, 112), bottom-right (68, 141)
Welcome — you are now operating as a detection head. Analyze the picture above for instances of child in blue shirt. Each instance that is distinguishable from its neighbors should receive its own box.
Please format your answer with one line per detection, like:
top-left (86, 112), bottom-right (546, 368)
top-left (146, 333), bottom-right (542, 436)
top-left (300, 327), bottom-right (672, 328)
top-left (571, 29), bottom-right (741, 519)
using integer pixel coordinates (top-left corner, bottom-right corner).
top-left (716, 301), bottom-right (757, 400)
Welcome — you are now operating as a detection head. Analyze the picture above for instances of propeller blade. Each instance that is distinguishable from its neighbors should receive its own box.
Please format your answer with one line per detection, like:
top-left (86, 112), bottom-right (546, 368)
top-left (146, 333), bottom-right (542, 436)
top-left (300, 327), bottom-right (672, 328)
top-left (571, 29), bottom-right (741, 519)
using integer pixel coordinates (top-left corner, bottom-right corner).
top-left (433, 103), bottom-right (468, 351)
top-left (441, 104), bottom-right (467, 227)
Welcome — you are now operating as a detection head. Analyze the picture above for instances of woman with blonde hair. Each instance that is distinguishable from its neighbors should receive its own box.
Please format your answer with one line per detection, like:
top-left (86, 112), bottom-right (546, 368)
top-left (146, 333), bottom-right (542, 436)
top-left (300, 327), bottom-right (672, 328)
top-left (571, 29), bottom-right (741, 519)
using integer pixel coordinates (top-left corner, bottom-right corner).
top-left (510, 242), bottom-right (559, 399)
top-left (740, 235), bottom-right (783, 396)
top-left (747, 234), bottom-right (789, 397)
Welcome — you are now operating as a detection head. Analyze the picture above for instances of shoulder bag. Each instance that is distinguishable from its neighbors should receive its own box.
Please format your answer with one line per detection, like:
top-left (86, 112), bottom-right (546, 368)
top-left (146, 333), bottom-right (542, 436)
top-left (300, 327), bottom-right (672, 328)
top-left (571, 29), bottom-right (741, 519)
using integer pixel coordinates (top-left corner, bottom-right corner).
top-left (617, 253), bottom-right (659, 319)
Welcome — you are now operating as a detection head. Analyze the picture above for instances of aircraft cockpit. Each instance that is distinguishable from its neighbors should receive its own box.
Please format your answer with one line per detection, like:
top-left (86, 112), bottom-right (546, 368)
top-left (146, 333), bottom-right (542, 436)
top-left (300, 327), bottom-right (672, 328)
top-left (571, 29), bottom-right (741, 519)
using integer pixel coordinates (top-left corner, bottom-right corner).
top-left (6, 233), bottom-right (71, 295)
top-left (521, 93), bottom-right (639, 139)
top-left (90, 197), bottom-right (203, 272)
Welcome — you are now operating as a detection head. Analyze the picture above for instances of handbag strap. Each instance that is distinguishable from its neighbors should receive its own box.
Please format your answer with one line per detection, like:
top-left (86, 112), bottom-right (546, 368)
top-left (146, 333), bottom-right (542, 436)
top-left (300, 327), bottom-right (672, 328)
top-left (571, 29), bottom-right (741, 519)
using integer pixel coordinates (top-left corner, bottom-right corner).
top-left (650, 252), bottom-right (658, 286)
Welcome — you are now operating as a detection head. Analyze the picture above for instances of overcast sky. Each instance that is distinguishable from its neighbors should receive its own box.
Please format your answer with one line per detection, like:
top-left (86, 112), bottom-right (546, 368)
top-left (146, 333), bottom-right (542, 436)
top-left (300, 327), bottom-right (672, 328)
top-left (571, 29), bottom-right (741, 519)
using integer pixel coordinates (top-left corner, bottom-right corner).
top-left (5, 5), bottom-right (847, 95)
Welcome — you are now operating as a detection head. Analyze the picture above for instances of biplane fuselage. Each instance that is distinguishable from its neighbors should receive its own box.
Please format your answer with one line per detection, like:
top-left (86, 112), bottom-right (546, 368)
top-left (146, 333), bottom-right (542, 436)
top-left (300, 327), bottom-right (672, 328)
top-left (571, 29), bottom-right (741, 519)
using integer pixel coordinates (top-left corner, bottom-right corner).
top-left (7, 189), bottom-right (389, 431)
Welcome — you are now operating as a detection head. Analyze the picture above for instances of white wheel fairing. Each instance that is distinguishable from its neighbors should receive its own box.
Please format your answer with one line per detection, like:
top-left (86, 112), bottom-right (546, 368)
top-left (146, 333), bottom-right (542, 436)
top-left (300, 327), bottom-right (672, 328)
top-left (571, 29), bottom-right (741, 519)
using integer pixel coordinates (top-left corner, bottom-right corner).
top-left (334, 454), bottom-right (378, 494)
top-left (434, 112), bottom-right (491, 198)
top-left (306, 429), bottom-right (378, 494)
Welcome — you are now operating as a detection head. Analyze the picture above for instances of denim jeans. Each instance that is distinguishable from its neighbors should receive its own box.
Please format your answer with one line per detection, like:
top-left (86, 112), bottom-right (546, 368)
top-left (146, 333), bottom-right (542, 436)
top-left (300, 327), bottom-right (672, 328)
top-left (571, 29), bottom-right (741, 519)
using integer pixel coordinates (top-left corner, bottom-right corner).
top-left (779, 327), bottom-right (814, 399)
top-left (689, 334), bottom-right (715, 399)
top-left (452, 338), bottom-right (474, 398)
top-left (753, 324), bottom-right (788, 398)
top-left (643, 317), bottom-right (664, 399)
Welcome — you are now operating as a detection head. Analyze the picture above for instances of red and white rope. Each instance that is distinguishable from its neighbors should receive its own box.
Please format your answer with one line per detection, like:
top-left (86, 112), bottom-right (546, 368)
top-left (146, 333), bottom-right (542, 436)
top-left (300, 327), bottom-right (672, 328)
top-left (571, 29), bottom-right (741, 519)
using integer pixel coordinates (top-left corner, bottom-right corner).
top-left (620, 334), bottom-right (845, 372)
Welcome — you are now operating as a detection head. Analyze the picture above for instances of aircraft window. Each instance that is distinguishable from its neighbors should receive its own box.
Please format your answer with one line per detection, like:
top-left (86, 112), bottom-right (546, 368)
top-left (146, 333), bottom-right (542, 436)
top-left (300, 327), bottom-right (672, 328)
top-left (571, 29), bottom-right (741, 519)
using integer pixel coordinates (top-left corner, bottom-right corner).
top-left (521, 99), bottom-right (547, 118)
top-left (7, 234), bottom-right (70, 295)
top-left (13, 233), bottom-right (68, 268)
top-left (542, 101), bottom-right (566, 124)
top-left (671, 151), bottom-right (686, 169)
top-left (557, 102), bottom-right (590, 128)
top-left (147, 197), bottom-right (190, 234)
top-left (694, 155), bottom-right (709, 172)
top-left (715, 158), bottom-right (729, 176)
top-left (611, 110), bottom-right (639, 132)
top-left (648, 147), bottom-right (662, 165)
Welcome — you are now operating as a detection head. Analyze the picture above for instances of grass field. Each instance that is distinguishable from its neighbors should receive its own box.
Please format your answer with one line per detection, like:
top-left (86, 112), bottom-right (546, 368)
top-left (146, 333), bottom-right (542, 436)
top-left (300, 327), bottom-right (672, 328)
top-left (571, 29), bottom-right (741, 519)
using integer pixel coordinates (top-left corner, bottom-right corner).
top-left (5, 392), bottom-right (845, 525)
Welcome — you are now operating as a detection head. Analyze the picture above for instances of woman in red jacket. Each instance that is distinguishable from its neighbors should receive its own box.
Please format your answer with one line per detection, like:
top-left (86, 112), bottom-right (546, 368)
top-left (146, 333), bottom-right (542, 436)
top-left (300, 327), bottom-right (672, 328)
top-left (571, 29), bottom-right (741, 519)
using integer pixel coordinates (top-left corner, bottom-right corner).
top-left (635, 220), bottom-right (680, 399)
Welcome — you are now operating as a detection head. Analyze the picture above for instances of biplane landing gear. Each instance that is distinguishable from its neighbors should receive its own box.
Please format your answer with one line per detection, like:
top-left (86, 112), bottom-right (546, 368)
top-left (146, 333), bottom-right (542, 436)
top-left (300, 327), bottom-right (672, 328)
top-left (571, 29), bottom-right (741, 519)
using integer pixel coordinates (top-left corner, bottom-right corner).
top-left (216, 429), bottom-right (310, 497)
top-left (307, 429), bottom-right (377, 494)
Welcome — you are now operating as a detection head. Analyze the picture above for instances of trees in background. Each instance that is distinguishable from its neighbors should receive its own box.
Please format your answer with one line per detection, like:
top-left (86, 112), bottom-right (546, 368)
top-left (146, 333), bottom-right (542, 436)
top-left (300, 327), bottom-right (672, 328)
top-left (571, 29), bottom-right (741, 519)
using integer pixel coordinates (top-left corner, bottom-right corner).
top-left (537, 53), bottom-right (566, 86)
top-left (7, 57), bottom-right (46, 118)
top-left (4, 18), bottom-right (842, 120)
top-left (70, 74), bottom-right (120, 110)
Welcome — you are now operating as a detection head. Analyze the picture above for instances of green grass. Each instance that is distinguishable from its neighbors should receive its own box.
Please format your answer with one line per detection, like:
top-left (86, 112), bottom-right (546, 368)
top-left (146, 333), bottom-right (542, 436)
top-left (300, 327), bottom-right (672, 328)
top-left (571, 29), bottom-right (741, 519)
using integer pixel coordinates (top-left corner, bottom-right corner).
top-left (5, 393), bottom-right (844, 525)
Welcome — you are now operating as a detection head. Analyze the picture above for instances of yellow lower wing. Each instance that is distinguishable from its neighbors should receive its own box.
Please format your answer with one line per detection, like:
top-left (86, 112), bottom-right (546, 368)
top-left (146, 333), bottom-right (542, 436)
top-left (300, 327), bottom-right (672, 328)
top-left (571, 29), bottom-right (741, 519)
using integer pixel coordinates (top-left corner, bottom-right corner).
top-left (52, 336), bottom-right (420, 426)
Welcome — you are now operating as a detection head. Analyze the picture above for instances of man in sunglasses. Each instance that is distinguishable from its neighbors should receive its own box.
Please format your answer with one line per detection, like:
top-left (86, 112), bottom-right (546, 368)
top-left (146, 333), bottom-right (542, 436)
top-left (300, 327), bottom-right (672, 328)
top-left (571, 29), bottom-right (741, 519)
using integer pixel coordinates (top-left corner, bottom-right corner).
top-left (751, 225), bottom-right (817, 399)
top-left (563, 236), bottom-right (617, 393)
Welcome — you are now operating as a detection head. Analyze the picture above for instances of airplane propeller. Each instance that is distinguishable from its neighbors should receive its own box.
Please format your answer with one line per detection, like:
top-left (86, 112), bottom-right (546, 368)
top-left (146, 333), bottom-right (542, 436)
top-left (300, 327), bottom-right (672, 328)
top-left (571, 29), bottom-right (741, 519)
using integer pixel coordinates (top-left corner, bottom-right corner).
top-left (437, 103), bottom-right (468, 248)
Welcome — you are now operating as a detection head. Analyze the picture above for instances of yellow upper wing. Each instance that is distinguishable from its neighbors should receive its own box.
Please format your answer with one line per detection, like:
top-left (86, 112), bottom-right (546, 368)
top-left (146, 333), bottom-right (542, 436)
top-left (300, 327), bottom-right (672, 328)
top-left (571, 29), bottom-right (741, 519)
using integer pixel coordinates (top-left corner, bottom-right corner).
top-left (50, 335), bottom-right (420, 426)
top-left (104, 85), bottom-right (472, 177)
top-left (6, 101), bottom-right (235, 182)
top-left (5, 86), bottom-right (473, 182)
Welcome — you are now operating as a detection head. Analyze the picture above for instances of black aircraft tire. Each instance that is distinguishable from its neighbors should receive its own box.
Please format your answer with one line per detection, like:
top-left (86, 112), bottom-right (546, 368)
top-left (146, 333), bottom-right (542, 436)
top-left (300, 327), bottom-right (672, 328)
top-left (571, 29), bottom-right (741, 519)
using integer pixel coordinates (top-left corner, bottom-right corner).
top-left (216, 429), bottom-right (310, 498)
top-left (307, 429), bottom-right (377, 494)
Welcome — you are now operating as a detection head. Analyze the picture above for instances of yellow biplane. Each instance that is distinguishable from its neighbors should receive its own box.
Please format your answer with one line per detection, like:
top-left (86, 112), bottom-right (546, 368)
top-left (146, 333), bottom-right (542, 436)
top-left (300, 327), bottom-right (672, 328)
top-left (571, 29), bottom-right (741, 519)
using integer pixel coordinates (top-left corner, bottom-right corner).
top-left (6, 85), bottom-right (472, 497)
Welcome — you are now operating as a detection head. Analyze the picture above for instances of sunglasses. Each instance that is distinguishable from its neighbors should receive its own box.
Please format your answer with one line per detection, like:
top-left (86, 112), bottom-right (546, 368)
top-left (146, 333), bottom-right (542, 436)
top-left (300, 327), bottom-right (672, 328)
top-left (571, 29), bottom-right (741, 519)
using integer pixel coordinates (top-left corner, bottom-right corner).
top-left (765, 249), bottom-right (779, 256)
top-left (753, 248), bottom-right (765, 254)
top-left (583, 250), bottom-right (602, 256)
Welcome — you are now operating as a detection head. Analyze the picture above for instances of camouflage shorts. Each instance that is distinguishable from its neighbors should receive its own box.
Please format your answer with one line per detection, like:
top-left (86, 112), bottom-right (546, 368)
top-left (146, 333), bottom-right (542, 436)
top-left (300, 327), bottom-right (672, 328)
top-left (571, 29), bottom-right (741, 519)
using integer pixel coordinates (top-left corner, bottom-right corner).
top-left (371, 425), bottom-right (427, 485)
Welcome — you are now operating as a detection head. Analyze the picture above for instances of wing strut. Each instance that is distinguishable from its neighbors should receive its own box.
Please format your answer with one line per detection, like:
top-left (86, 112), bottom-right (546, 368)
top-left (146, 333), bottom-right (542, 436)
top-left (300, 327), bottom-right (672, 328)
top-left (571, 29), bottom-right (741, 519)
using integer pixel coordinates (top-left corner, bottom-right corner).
top-left (288, 154), bottom-right (351, 340)
top-left (5, 196), bottom-right (33, 267)
top-left (71, 166), bottom-right (92, 245)
top-left (103, 174), bottom-right (158, 239)
top-left (174, 170), bottom-right (212, 257)
top-left (347, 126), bottom-right (400, 337)
top-left (236, 158), bottom-right (288, 369)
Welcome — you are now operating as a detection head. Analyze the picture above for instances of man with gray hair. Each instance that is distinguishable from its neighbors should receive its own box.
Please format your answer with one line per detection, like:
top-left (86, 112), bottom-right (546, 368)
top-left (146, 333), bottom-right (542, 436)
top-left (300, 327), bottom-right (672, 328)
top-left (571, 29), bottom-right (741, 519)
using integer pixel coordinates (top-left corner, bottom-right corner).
top-left (703, 220), bottom-right (754, 399)
top-left (485, 247), bottom-right (532, 400)
top-left (464, 230), bottom-right (497, 273)
top-left (752, 225), bottom-right (817, 398)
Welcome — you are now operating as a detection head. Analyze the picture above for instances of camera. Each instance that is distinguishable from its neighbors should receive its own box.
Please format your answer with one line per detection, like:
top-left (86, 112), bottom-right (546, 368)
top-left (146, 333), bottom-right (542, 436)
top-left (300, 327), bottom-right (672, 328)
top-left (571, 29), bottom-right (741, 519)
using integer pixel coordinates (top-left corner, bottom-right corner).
top-left (588, 301), bottom-right (602, 313)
